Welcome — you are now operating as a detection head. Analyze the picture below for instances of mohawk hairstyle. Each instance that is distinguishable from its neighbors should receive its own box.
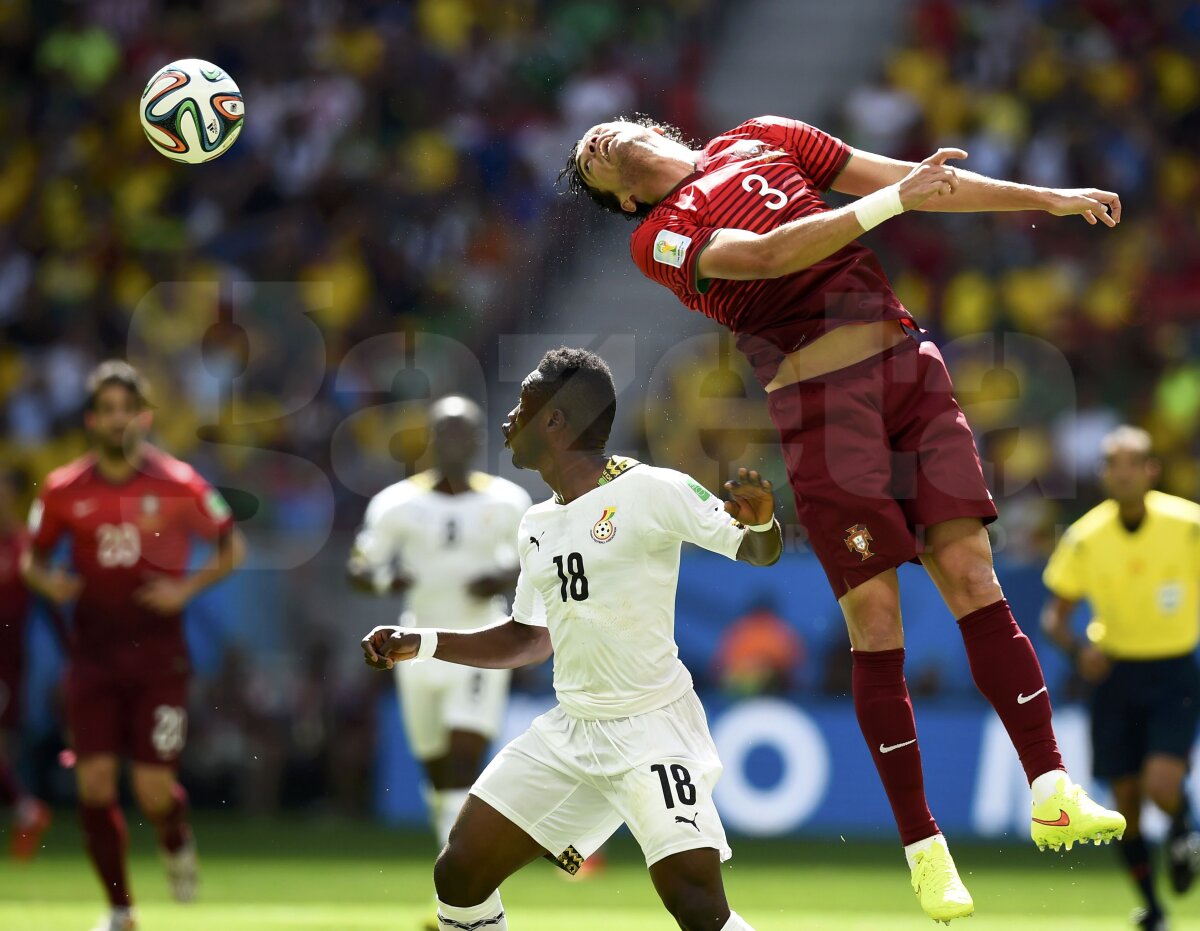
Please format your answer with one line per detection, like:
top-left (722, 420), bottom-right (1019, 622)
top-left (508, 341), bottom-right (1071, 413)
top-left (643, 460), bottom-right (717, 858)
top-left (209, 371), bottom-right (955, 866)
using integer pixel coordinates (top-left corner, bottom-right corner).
top-left (557, 115), bottom-right (692, 221)
top-left (526, 347), bottom-right (617, 451)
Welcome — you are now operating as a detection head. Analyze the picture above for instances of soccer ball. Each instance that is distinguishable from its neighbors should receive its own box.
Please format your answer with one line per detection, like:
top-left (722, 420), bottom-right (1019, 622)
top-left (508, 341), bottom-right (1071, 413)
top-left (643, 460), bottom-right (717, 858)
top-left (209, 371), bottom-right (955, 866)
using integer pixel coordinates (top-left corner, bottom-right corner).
top-left (140, 59), bottom-right (244, 164)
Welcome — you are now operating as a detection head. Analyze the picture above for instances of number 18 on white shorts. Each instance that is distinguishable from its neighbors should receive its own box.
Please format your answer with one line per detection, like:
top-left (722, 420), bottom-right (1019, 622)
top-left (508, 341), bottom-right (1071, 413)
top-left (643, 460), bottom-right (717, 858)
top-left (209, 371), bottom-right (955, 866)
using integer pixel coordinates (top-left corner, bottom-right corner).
top-left (470, 690), bottom-right (730, 872)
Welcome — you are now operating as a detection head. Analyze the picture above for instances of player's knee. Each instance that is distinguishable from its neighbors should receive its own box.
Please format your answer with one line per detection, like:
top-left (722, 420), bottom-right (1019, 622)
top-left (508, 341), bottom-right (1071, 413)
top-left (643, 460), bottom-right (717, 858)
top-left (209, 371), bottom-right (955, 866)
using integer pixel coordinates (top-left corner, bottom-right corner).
top-left (947, 560), bottom-right (1001, 609)
top-left (1144, 771), bottom-right (1182, 811)
top-left (433, 843), bottom-right (488, 906)
top-left (77, 770), bottom-right (117, 807)
top-left (845, 610), bottom-right (902, 651)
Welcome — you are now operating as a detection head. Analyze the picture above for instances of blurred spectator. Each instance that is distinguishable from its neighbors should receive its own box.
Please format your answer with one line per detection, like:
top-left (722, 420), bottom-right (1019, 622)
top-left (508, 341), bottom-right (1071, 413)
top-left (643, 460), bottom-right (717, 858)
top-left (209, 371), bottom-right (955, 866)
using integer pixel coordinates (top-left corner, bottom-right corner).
top-left (713, 599), bottom-right (806, 697)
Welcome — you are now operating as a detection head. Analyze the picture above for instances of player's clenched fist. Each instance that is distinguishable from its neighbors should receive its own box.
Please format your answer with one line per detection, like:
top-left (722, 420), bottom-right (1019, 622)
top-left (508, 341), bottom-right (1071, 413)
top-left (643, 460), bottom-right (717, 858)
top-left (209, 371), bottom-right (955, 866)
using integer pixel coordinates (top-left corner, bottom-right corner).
top-left (898, 148), bottom-right (968, 211)
top-left (723, 467), bottom-right (776, 527)
top-left (361, 625), bottom-right (419, 670)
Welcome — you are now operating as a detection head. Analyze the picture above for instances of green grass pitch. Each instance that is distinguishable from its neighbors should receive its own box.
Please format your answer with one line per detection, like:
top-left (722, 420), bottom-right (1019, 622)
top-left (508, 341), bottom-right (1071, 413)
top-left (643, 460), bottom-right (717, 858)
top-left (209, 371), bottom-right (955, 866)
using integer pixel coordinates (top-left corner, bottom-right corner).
top-left (2, 815), bottom-right (1197, 930)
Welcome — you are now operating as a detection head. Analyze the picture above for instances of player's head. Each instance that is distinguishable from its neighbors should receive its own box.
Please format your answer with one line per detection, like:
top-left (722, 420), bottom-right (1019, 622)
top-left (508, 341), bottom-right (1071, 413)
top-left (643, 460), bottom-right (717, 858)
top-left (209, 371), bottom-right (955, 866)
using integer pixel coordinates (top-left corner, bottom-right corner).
top-left (428, 395), bottom-right (482, 476)
top-left (560, 116), bottom-right (694, 219)
top-left (502, 347), bottom-right (617, 471)
top-left (1099, 425), bottom-right (1158, 503)
top-left (85, 360), bottom-right (152, 458)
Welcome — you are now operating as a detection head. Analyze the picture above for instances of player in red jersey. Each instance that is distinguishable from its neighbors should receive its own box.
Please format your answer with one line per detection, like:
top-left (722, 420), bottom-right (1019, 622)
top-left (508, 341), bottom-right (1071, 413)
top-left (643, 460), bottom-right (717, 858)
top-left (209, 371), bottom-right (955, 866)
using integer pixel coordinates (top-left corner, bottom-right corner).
top-left (562, 115), bottom-right (1125, 922)
top-left (21, 361), bottom-right (246, 931)
top-left (0, 468), bottom-right (53, 861)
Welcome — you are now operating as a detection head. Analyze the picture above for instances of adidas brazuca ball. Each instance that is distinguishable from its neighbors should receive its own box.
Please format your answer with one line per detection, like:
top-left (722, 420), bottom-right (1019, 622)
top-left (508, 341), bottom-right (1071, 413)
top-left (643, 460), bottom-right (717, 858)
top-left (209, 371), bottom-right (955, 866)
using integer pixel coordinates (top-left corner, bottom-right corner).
top-left (140, 59), bottom-right (244, 164)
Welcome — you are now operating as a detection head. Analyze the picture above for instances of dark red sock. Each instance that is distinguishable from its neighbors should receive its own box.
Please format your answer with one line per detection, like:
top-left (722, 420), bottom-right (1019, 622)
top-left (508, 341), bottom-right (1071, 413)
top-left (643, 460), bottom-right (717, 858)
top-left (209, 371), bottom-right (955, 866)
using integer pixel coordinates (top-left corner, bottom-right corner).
top-left (80, 804), bottom-right (131, 908)
top-left (958, 598), bottom-right (1064, 783)
top-left (149, 783), bottom-right (191, 854)
top-left (0, 758), bottom-right (23, 806)
top-left (852, 648), bottom-right (939, 845)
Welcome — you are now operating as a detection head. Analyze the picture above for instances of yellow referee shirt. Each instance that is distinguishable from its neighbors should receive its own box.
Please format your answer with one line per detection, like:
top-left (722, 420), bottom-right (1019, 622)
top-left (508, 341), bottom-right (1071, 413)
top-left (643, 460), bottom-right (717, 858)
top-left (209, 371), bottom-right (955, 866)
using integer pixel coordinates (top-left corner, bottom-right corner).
top-left (1043, 491), bottom-right (1200, 659)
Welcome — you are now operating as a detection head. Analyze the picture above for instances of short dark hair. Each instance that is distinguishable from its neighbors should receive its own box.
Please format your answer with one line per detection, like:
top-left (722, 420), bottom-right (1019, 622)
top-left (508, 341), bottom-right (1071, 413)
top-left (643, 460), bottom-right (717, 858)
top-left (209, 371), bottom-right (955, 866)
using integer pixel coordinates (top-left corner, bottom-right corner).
top-left (527, 347), bottom-right (617, 451)
top-left (86, 360), bottom-right (150, 411)
top-left (557, 115), bottom-right (690, 221)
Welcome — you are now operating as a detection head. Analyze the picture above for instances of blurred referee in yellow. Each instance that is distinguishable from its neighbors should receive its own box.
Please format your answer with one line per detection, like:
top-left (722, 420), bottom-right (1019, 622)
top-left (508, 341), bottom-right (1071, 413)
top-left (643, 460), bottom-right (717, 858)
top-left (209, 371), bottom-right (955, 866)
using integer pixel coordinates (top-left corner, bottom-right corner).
top-left (1042, 426), bottom-right (1200, 931)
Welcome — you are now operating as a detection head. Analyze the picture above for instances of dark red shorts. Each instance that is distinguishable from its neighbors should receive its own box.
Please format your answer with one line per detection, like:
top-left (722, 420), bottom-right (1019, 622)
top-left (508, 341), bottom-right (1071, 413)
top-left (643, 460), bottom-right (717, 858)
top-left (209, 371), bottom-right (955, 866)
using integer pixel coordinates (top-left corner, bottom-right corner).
top-left (767, 338), bottom-right (997, 598)
top-left (67, 660), bottom-right (189, 766)
top-left (0, 661), bottom-right (20, 729)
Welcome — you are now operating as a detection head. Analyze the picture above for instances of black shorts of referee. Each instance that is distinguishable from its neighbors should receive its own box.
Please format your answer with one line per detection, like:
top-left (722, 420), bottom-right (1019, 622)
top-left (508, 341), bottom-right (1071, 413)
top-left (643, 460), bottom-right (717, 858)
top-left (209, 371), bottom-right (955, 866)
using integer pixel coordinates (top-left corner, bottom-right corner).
top-left (1092, 652), bottom-right (1200, 781)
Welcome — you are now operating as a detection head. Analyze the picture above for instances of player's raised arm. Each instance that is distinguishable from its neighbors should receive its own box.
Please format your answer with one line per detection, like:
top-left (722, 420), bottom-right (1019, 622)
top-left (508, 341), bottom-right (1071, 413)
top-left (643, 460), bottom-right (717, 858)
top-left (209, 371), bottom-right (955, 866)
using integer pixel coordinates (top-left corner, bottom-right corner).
top-left (697, 150), bottom-right (967, 282)
top-left (832, 147), bottom-right (1120, 226)
top-left (724, 468), bottom-right (783, 567)
top-left (361, 618), bottom-right (552, 671)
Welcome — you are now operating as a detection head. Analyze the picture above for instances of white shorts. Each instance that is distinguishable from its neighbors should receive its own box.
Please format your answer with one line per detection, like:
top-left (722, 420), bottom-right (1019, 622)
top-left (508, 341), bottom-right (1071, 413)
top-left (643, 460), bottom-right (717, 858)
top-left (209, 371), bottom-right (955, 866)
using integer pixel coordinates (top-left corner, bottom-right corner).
top-left (470, 690), bottom-right (730, 870)
top-left (395, 658), bottom-right (511, 760)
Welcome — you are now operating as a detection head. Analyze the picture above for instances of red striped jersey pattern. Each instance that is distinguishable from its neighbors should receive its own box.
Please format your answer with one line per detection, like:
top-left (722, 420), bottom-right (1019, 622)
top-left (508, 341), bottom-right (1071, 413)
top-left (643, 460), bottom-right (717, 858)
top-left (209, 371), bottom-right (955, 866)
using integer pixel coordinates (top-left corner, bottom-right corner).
top-left (630, 116), bottom-right (913, 387)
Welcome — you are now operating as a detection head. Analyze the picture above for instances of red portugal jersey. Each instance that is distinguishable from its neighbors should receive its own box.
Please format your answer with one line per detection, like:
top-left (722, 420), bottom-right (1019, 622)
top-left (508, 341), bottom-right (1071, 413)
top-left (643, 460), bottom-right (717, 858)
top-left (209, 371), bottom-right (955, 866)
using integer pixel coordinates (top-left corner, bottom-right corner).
top-left (29, 445), bottom-right (234, 666)
top-left (0, 528), bottom-right (31, 663)
top-left (630, 115), bottom-right (912, 387)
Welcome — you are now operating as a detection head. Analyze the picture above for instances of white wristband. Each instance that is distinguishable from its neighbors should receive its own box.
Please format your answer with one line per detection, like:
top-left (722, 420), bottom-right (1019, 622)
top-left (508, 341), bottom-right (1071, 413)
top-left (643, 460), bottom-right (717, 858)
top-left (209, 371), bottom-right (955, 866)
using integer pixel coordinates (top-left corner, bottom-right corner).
top-left (745, 518), bottom-right (777, 533)
top-left (414, 629), bottom-right (439, 662)
top-left (852, 185), bottom-right (904, 232)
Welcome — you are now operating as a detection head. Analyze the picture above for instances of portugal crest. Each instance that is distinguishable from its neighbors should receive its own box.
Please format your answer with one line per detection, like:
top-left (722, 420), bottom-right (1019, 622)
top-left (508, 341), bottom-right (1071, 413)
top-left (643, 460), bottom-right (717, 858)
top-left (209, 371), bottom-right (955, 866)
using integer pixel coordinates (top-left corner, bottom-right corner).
top-left (844, 523), bottom-right (874, 560)
top-left (591, 507), bottom-right (617, 544)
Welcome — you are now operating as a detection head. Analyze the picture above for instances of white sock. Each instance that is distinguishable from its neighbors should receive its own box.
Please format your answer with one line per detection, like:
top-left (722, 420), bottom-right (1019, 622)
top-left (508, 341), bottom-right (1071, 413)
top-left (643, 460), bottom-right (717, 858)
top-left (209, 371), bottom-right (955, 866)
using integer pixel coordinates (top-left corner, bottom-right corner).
top-left (438, 890), bottom-right (506, 930)
top-left (436, 789), bottom-right (471, 848)
top-left (904, 833), bottom-right (946, 870)
top-left (721, 911), bottom-right (755, 930)
top-left (1031, 769), bottom-right (1071, 805)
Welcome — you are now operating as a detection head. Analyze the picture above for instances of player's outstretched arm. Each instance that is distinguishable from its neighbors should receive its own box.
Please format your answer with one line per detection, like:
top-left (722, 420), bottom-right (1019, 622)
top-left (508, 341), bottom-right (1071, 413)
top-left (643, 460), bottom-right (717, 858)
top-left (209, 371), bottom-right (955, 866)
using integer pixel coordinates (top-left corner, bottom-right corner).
top-left (361, 618), bottom-right (552, 671)
top-left (697, 150), bottom-right (965, 281)
top-left (833, 148), bottom-right (1120, 226)
top-left (725, 468), bottom-right (783, 567)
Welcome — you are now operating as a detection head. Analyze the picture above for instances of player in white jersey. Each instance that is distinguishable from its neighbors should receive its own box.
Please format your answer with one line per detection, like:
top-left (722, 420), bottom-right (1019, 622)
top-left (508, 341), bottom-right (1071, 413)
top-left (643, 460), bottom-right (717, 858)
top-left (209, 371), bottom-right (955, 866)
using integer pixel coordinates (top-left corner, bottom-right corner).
top-left (349, 396), bottom-right (531, 854)
top-left (362, 348), bottom-right (782, 931)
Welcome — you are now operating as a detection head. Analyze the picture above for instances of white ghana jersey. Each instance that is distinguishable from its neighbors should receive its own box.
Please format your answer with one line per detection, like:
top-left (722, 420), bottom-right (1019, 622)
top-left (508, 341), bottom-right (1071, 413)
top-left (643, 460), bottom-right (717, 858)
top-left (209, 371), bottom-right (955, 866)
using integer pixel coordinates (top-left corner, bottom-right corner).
top-left (353, 471), bottom-right (532, 630)
top-left (512, 457), bottom-right (746, 720)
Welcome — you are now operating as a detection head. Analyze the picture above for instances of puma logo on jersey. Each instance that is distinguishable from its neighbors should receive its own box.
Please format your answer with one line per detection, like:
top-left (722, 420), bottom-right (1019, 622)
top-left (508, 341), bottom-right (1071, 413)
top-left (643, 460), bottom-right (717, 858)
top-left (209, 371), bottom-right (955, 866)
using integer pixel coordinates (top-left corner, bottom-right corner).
top-left (529, 534), bottom-right (542, 551)
top-left (675, 814), bottom-right (700, 832)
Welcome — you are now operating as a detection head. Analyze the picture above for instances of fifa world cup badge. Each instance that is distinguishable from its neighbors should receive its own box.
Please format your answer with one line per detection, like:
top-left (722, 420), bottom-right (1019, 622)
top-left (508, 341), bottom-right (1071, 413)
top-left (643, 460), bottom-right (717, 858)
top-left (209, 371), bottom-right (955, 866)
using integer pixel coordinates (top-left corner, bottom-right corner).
top-left (591, 507), bottom-right (617, 543)
top-left (844, 524), bottom-right (874, 560)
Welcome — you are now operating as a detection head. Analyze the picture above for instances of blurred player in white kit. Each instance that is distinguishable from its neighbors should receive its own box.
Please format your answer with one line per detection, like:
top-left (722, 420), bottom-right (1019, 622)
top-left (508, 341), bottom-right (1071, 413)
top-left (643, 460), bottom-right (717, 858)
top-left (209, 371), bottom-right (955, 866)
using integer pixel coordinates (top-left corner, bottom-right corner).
top-left (348, 396), bottom-right (531, 854)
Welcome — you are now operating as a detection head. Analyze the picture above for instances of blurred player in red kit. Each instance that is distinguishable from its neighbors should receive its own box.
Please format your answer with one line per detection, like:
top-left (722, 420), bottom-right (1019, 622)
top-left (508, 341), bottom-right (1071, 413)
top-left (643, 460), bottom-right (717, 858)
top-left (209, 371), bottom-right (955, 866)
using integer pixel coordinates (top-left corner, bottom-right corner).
top-left (563, 115), bottom-right (1125, 922)
top-left (21, 361), bottom-right (246, 931)
top-left (0, 467), bottom-right (53, 860)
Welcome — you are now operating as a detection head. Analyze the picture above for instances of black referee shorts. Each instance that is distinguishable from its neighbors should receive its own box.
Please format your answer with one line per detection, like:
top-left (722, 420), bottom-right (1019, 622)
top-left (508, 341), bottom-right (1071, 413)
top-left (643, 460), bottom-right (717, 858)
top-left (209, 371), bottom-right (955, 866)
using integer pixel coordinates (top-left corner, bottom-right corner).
top-left (1091, 653), bottom-right (1200, 781)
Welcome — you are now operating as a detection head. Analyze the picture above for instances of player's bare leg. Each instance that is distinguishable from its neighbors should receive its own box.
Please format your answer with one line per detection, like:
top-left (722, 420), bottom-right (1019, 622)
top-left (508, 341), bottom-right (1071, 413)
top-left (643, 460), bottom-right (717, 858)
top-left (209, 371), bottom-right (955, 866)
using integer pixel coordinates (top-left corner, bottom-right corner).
top-left (648, 847), bottom-right (754, 930)
top-left (433, 794), bottom-right (547, 930)
top-left (1109, 776), bottom-right (1168, 930)
top-left (1145, 754), bottom-right (1200, 899)
top-left (839, 570), bottom-right (972, 921)
top-left (77, 754), bottom-right (135, 930)
top-left (131, 764), bottom-right (196, 903)
top-left (0, 728), bottom-right (51, 861)
top-left (922, 518), bottom-right (1124, 850)
top-left (423, 730), bottom-right (490, 849)
top-left (420, 731), bottom-right (490, 930)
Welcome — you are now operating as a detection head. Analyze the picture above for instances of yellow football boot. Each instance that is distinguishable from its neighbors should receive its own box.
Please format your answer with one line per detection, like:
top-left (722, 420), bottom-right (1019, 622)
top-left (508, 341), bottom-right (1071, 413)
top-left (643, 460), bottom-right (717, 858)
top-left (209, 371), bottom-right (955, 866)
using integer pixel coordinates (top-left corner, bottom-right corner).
top-left (1031, 777), bottom-right (1126, 852)
top-left (910, 838), bottom-right (975, 924)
